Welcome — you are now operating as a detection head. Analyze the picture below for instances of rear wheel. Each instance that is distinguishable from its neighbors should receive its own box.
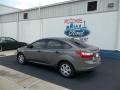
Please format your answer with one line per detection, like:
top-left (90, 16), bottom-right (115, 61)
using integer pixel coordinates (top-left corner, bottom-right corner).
top-left (58, 62), bottom-right (75, 78)
top-left (17, 54), bottom-right (26, 65)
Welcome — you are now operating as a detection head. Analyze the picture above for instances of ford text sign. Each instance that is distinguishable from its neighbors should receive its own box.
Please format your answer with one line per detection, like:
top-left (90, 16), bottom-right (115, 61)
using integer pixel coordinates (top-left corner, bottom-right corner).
top-left (64, 18), bottom-right (90, 38)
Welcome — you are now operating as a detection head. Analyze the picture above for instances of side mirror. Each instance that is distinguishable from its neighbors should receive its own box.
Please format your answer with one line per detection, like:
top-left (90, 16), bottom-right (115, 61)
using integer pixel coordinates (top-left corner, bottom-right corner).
top-left (27, 45), bottom-right (33, 48)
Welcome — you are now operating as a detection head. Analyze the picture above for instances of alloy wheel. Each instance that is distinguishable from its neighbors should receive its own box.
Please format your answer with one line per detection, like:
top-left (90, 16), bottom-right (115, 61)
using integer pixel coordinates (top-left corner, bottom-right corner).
top-left (60, 64), bottom-right (72, 77)
top-left (18, 54), bottom-right (25, 64)
top-left (59, 62), bottom-right (75, 78)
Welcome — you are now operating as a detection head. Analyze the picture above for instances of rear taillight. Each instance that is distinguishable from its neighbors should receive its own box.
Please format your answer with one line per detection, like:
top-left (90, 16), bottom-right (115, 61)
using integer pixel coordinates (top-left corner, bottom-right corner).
top-left (76, 50), bottom-right (95, 59)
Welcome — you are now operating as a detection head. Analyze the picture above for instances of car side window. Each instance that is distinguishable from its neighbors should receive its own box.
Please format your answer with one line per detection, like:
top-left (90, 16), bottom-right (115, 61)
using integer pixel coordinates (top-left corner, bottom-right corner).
top-left (32, 40), bottom-right (46, 49)
top-left (62, 42), bottom-right (72, 49)
top-left (47, 40), bottom-right (63, 49)
top-left (5, 37), bottom-right (16, 42)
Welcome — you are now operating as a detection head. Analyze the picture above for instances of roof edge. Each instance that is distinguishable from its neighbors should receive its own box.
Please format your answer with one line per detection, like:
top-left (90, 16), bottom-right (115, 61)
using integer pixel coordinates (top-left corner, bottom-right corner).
top-left (0, 4), bottom-right (21, 10)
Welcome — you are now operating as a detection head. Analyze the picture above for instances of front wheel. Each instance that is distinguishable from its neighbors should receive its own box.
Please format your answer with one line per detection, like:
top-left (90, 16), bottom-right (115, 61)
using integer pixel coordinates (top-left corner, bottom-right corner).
top-left (17, 54), bottom-right (26, 65)
top-left (59, 62), bottom-right (75, 78)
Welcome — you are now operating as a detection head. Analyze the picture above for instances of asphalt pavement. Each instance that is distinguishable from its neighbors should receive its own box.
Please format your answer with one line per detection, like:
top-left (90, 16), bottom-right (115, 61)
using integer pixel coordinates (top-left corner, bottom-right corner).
top-left (0, 55), bottom-right (120, 90)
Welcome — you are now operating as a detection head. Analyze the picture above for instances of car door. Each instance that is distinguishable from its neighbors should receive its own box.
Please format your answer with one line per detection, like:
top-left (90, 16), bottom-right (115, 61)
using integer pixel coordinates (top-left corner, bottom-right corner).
top-left (24, 40), bottom-right (48, 63)
top-left (42, 40), bottom-right (65, 65)
top-left (5, 37), bottom-right (18, 50)
top-left (0, 37), bottom-right (8, 50)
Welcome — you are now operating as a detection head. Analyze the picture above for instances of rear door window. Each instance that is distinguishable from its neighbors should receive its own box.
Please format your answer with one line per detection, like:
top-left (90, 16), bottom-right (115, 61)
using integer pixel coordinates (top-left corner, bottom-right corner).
top-left (47, 40), bottom-right (72, 49)
top-left (47, 40), bottom-right (62, 49)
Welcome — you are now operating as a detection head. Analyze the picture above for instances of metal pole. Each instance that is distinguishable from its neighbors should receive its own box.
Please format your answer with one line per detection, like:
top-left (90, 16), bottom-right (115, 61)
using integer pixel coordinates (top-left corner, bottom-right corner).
top-left (0, 18), bottom-right (3, 37)
top-left (39, 2), bottom-right (40, 18)
top-left (0, 22), bottom-right (2, 37)
top-left (39, 2), bottom-right (42, 38)
top-left (17, 12), bottom-right (19, 41)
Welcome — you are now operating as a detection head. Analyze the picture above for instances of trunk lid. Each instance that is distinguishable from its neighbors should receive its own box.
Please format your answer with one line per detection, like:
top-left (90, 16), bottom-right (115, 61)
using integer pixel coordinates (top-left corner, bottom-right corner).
top-left (68, 38), bottom-right (99, 53)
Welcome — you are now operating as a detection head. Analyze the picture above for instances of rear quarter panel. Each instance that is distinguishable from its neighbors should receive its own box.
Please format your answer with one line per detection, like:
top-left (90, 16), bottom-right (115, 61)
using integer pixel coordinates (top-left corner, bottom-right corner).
top-left (54, 49), bottom-right (82, 67)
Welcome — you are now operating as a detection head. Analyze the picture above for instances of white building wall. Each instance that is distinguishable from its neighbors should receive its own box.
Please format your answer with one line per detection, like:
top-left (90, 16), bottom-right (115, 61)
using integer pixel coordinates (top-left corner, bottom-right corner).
top-left (19, 20), bottom-right (41, 43)
top-left (0, 11), bottom-right (117, 50)
top-left (2, 22), bottom-right (17, 39)
top-left (0, 0), bottom-right (118, 51)
top-left (86, 12), bottom-right (117, 50)
top-left (43, 11), bottom-right (117, 50)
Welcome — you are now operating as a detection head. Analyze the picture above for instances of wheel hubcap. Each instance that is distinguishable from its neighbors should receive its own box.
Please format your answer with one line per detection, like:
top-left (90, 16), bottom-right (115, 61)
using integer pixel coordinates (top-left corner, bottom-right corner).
top-left (18, 55), bottom-right (24, 64)
top-left (60, 64), bottom-right (71, 77)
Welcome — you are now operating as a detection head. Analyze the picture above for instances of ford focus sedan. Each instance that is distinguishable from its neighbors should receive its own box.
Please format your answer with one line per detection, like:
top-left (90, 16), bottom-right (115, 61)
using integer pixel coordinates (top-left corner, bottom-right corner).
top-left (17, 38), bottom-right (101, 78)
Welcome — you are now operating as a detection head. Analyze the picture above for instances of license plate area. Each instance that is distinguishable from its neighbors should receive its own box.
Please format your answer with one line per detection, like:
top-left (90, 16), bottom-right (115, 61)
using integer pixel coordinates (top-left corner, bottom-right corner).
top-left (85, 61), bottom-right (96, 64)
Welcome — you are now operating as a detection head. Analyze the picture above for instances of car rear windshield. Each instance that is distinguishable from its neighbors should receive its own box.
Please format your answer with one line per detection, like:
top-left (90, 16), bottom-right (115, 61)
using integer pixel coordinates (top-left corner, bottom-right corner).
top-left (68, 39), bottom-right (90, 48)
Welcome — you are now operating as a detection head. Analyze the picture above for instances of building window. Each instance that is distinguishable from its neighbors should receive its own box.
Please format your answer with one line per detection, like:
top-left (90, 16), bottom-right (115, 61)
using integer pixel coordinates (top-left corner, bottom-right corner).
top-left (23, 13), bottom-right (28, 19)
top-left (87, 1), bottom-right (97, 11)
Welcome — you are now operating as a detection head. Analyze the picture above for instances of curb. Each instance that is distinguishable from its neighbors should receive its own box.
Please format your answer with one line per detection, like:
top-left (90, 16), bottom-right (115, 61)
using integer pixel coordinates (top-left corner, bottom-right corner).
top-left (0, 76), bottom-right (25, 90)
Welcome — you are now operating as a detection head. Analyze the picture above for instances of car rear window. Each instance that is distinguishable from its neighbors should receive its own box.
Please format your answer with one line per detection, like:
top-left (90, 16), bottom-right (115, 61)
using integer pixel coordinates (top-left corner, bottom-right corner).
top-left (68, 39), bottom-right (90, 48)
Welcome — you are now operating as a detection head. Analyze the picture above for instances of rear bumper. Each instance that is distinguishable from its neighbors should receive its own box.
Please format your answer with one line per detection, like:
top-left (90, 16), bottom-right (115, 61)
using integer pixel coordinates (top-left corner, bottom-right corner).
top-left (73, 57), bottom-right (101, 72)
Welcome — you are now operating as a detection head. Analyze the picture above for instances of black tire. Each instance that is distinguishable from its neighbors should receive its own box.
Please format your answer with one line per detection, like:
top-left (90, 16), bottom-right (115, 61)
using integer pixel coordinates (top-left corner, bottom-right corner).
top-left (0, 45), bottom-right (3, 52)
top-left (58, 61), bottom-right (75, 78)
top-left (17, 53), bottom-right (26, 65)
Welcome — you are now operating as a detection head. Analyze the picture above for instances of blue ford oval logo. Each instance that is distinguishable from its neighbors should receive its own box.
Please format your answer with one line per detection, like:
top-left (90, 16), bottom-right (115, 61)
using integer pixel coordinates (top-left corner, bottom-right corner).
top-left (64, 21), bottom-right (90, 37)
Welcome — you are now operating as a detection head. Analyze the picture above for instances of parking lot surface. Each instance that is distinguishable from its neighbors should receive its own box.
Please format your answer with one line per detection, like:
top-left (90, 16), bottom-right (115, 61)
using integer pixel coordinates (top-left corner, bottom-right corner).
top-left (0, 50), bottom-right (16, 57)
top-left (0, 55), bottom-right (120, 90)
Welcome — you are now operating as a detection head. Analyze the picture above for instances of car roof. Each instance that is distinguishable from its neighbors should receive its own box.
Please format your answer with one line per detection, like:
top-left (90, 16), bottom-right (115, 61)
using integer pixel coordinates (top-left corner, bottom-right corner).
top-left (0, 37), bottom-right (17, 41)
top-left (0, 37), bottom-right (13, 38)
top-left (42, 37), bottom-right (75, 41)
top-left (42, 37), bottom-right (84, 43)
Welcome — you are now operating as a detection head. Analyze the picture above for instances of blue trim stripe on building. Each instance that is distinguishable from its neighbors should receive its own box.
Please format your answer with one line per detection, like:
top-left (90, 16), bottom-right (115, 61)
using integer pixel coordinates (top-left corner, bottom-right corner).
top-left (100, 50), bottom-right (120, 59)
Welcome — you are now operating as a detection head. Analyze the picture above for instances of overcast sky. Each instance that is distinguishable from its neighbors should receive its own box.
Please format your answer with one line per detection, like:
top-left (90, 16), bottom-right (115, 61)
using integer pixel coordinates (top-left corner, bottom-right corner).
top-left (0, 0), bottom-right (70, 9)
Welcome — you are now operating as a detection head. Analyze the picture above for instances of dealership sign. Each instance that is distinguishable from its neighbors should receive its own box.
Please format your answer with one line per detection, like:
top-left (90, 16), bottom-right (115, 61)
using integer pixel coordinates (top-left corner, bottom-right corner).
top-left (64, 18), bottom-right (90, 38)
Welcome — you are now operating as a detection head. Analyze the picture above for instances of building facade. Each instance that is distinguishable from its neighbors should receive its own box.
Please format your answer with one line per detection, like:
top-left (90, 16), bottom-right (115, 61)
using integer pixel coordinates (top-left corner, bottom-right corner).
top-left (0, 0), bottom-right (120, 51)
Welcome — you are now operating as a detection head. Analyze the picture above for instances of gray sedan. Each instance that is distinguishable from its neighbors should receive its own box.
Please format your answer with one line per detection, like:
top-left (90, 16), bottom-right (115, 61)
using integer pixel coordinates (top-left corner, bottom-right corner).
top-left (17, 38), bottom-right (101, 78)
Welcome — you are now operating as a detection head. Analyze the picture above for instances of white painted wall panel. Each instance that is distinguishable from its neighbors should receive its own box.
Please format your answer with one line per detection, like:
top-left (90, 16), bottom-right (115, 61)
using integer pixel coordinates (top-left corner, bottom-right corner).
top-left (85, 12), bottom-right (117, 50)
top-left (43, 12), bottom-right (117, 50)
top-left (43, 18), bottom-right (67, 38)
top-left (19, 20), bottom-right (41, 43)
top-left (2, 22), bottom-right (17, 40)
